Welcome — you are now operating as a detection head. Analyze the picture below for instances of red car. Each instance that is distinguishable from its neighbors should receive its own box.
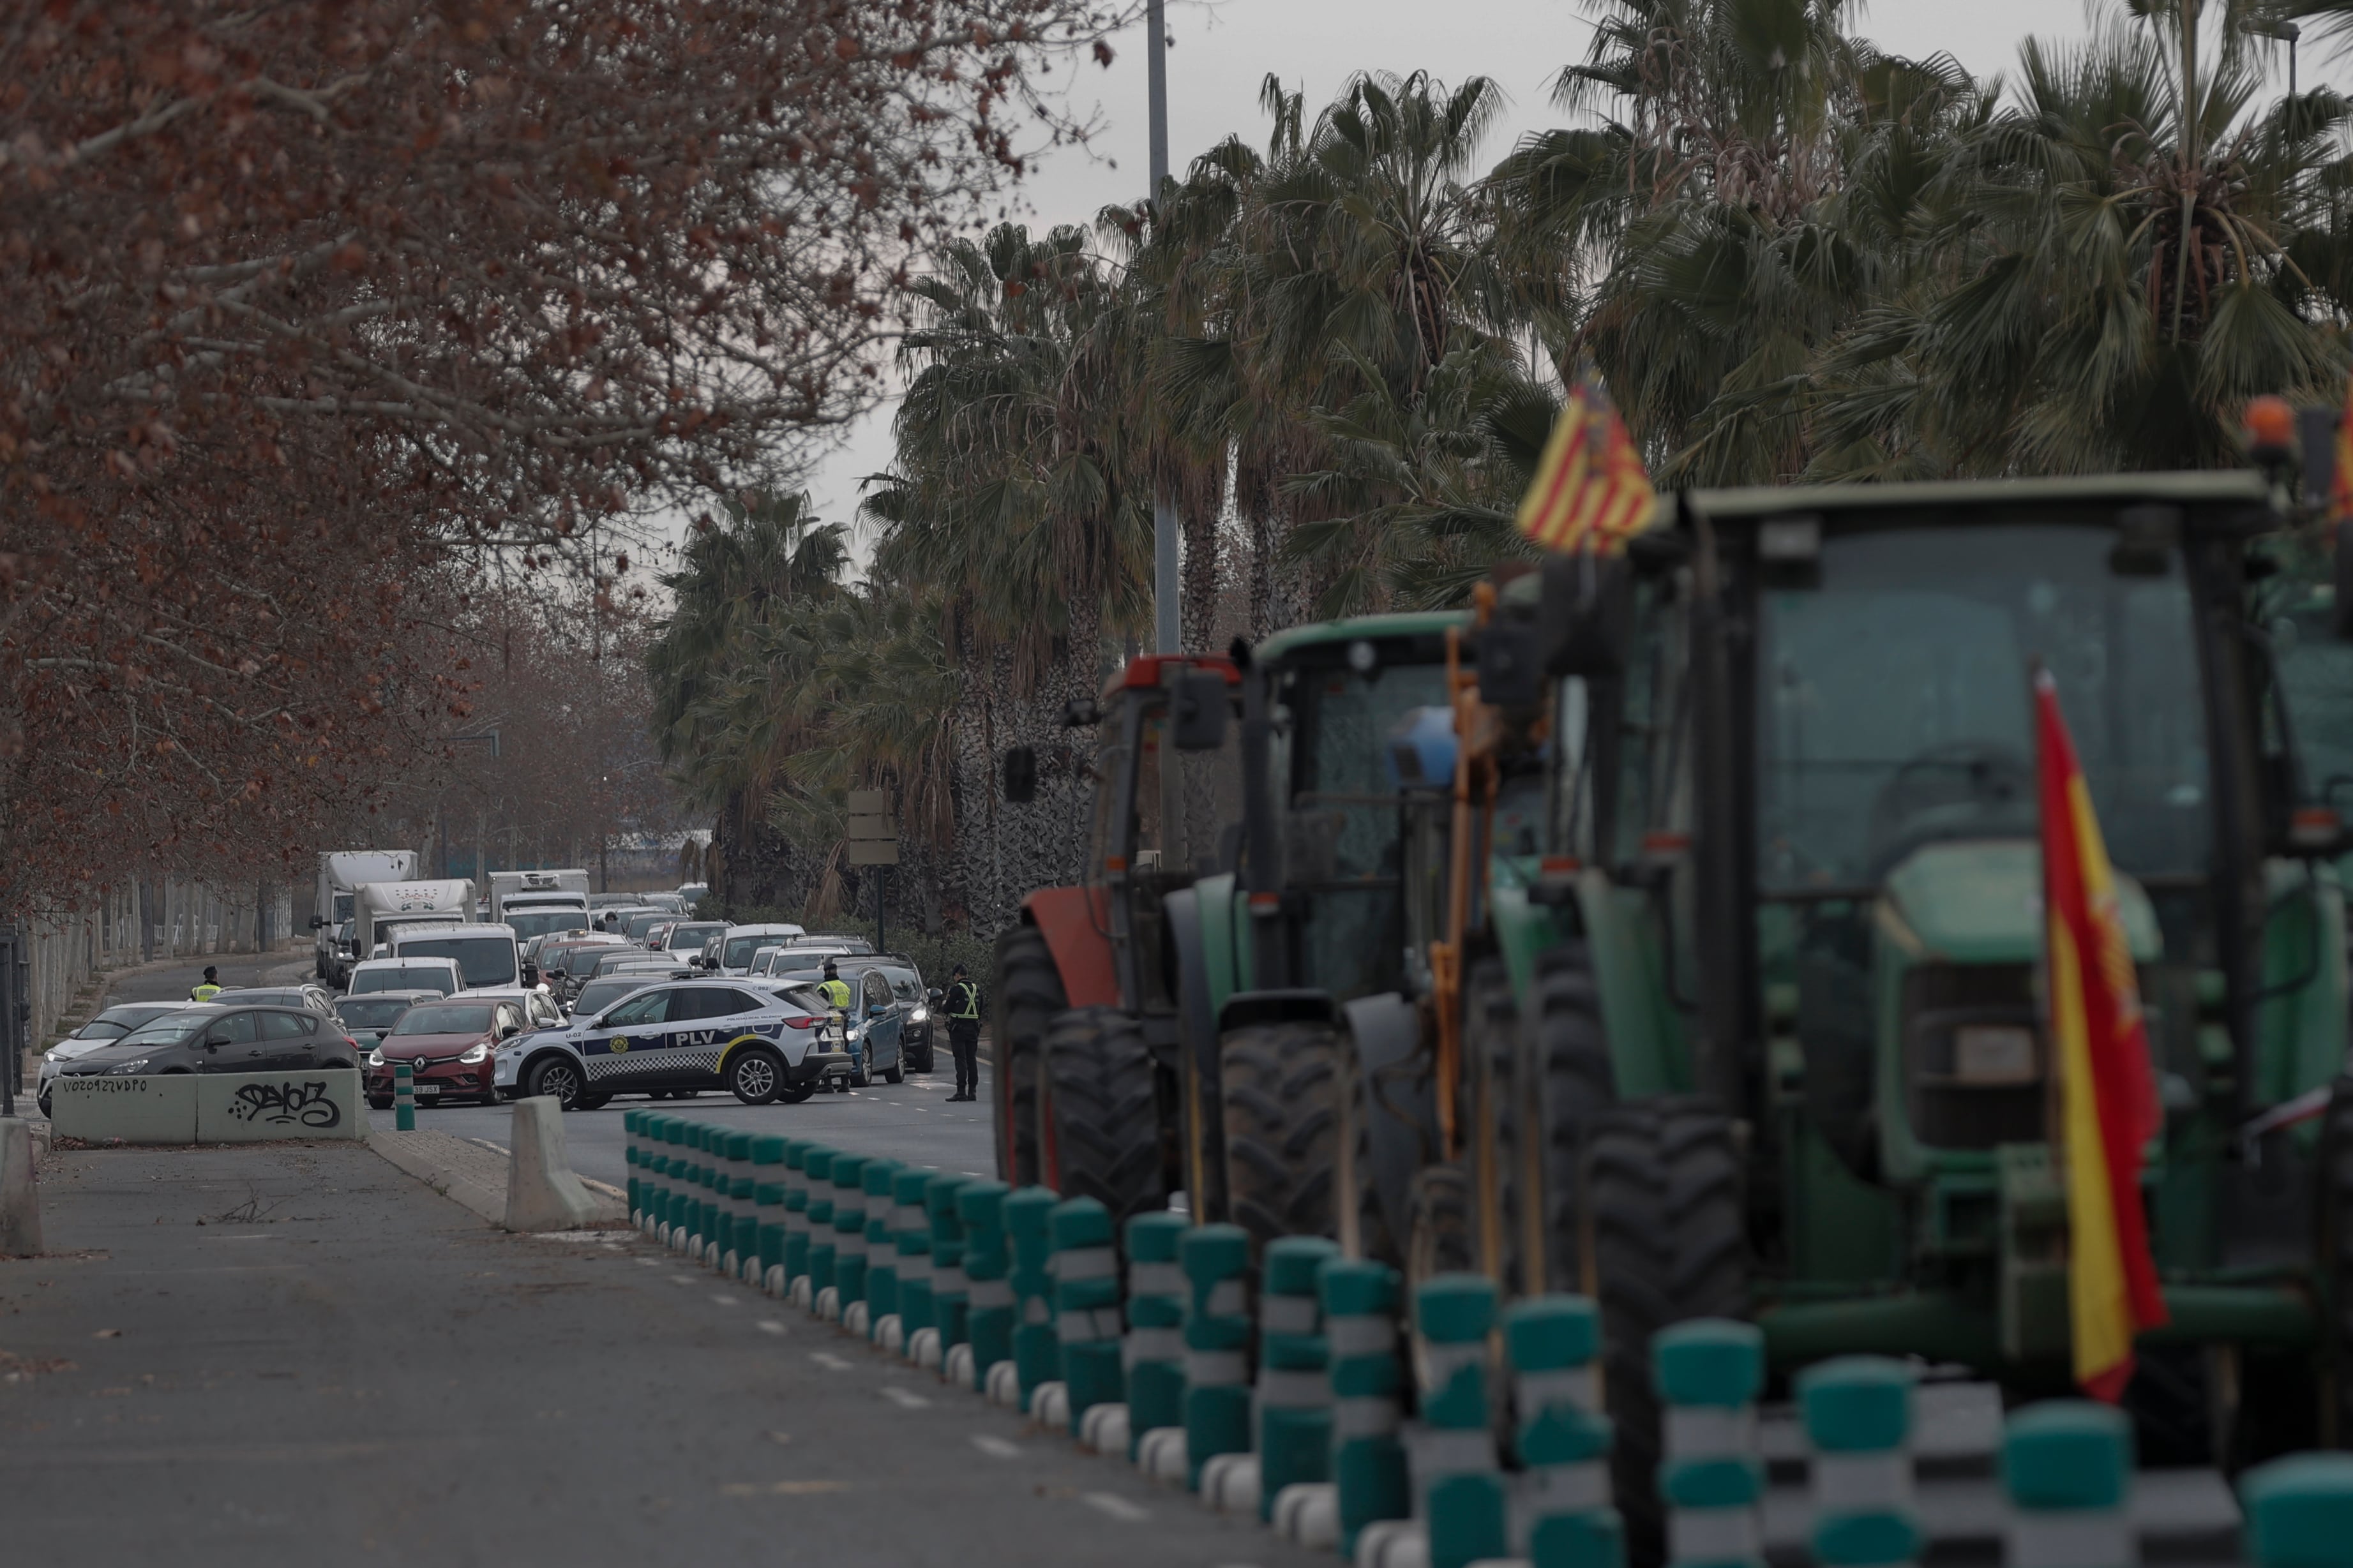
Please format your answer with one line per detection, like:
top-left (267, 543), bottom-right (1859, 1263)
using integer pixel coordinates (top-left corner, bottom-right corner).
top-left (364, 997), bottom-right (529, 1109)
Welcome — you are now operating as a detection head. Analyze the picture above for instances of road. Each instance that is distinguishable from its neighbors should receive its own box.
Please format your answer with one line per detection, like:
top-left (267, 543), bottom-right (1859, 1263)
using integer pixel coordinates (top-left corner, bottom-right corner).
top-left (1, 1140), bottom-right (1307, 1566)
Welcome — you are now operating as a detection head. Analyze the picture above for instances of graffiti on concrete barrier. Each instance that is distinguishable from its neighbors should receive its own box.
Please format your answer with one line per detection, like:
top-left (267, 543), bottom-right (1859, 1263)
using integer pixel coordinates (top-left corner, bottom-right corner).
top-left (224, 1080), bottom-right (343, 1129)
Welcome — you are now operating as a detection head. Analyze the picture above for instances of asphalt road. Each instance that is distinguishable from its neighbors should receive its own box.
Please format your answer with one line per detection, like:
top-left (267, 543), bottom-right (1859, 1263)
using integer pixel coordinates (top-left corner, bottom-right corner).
top-left (2, 1140), bottom-right (1310, 1567)
top-left (100, 951), bottom-right (319, 1008)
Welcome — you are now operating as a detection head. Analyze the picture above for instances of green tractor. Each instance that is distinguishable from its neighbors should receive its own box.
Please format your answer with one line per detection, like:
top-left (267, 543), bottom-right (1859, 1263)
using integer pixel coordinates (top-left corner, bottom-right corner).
top-left (1398, 472), bottom-right (2353, 1562)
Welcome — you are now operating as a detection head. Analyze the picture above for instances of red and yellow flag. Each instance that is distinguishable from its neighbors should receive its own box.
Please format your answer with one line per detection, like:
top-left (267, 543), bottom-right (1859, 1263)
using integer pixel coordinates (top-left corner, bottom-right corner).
top-left (1515, 371), bottom-right (1658, 553)
top-left (2333, 374), bottom-right (2353, 521)
top-left (2036, 669), bottom-right (2168, 1401)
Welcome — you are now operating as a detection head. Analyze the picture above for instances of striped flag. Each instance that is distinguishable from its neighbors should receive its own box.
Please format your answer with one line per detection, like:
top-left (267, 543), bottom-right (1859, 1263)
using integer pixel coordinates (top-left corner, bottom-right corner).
top-left (2036, 669), bottom-right (2168, 1401)
top-left (2333, 374), bottom-right (2353, 521)
top-left (1515, 370), bottom-right (1658, 553)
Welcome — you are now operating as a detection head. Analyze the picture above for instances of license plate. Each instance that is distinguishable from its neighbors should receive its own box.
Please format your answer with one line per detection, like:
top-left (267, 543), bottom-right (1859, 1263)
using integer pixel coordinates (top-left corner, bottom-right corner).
top-left (409, 1082), bottom-right (441, 1096)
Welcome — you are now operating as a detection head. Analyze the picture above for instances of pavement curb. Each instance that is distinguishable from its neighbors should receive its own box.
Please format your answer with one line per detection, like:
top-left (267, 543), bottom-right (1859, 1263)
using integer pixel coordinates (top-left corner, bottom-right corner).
top-left (366, 1129), bottom-right (507, 1225)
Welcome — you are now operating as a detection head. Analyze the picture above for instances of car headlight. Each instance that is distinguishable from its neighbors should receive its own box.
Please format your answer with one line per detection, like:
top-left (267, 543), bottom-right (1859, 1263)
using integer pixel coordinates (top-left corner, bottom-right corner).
top-left (910, 1006), bottom-right (928, 1023)
top-left (367, 1049), bottom-right (385, 1068)
top-left (460, 1043), bottom-right (490, 1065)
top-left (845, 1024), bottom-right (862, 1040)
top-left (109, 1057), bottom-right (151, 1074)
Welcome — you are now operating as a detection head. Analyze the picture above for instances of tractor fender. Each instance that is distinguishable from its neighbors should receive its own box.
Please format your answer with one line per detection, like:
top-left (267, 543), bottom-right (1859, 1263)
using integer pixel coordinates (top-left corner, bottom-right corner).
top-left (1217, 989), bottom-right (1338, 1034)
top-left (1342, 991), bottom-right (1431, 1264)
top-left (1021, 886), bottom-right (1118, 1008)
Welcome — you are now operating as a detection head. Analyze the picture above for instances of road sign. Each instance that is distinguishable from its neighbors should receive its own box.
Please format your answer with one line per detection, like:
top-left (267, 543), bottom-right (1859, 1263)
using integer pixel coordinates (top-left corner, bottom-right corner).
top-left (847, 814), bottom-right (896, 842)
top-left (848, 789), bottom-right (891, 815)
top-left (848, 841), bottom-right (901, 865)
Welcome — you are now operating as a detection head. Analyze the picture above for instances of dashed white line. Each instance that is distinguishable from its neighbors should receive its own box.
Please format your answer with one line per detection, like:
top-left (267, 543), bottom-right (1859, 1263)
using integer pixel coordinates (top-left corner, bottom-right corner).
top-left (970, 1435), bottom-right (1021, 1460)
top-left (881, 1385), bottom-right (931, 1410)
top-left (1083, 1492), bottom-right (1151, 1523)
top-left (810, 1352), bottom-right (853, 1371)
top-left (712, 1292), bottom-right (740, 1306)
top-left (669, 1274), bottom-right (699, 1285)
top-left (757, 1320), bottom-right (788, 1336)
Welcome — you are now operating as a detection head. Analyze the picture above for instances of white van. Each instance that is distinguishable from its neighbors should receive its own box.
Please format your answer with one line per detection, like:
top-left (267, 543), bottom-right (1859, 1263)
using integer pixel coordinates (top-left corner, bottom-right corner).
top-left (314, 849), bottom-right (419, 977)
top-left (347, 956), bottom-right (465, 997)
top-left (487, 869), bottom-right (591, 925)
top-left (389, 922), bottom-right (522, 992)
top-left (355, 880), bottom-right (474, 955)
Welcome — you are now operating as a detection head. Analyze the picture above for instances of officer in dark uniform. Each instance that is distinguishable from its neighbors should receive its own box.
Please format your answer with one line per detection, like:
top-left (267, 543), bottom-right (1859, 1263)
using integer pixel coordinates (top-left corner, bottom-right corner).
top-left (944, 964), bottom-right (982, 1102)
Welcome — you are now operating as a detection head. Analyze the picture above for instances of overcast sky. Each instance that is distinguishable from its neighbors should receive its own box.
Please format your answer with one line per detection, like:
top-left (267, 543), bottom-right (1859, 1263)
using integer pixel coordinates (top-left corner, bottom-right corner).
top-left (721, 0), bottom-right (2315, 567)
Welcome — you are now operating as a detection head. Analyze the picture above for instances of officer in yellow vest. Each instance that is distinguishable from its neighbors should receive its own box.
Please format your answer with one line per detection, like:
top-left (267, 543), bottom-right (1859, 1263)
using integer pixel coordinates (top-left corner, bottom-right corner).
top-left (819, 960), bottom-right (855, 1086)
top-left (190, 966), bottom-right (223, 1003)
top-left (944, 964), bottom-right (982, 1103)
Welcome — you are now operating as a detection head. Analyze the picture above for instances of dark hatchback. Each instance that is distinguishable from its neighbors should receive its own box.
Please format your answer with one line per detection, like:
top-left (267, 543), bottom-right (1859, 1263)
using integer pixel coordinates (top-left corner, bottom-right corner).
top-left (56, 1003), bottom-right (363, 1079)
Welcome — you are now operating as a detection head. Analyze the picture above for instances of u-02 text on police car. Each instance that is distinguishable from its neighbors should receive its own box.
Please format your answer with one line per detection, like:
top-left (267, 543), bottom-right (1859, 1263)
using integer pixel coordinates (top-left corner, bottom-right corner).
top-left (492, 977), bottom-right (851, 1110)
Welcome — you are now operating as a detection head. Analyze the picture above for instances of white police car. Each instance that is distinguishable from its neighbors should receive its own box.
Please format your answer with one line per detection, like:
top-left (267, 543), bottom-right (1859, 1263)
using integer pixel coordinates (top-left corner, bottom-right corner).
top-left (492, 978), bottom-right (850, 1110)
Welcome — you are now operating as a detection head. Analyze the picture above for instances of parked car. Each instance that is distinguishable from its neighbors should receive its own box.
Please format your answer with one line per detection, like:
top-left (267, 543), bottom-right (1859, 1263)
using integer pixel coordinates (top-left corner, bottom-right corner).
top-left (333, 989), bottom-right (441, 1051)
top-left (710, 923), bottom-right (807, 976)
top-left (663, 920), bottom-right (726, 960)
top-left (363, 997), bottom-right (537, 1109)
top-left (346, 957), bottom-right (464, 998)
top-left (770, 958), bottom-right (908, 1086)
top-left (210, 984), bottom-right (339, 1017)
top-left (54, 1004), bottom-right (361, 1083)
top-left (566, 973), bottom-right (683, 1022)
top-left (495, 978), bottom-right (848, 1109)
top-left (36, 1002), bottom-right (186, 1116)
top-left (786, 934), bottom-right (873, 955)
top-left (621, 911), bottom-right (670, 943)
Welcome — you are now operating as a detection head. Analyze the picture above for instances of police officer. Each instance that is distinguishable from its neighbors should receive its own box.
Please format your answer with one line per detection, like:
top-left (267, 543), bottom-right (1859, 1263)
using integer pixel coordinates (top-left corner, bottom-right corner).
top-left (944, 964), bottom-right (982, 1102)
top-left (190, 966), bottom-right (222, 1003)
top-left (819, 959), bottom-right (856, 1087)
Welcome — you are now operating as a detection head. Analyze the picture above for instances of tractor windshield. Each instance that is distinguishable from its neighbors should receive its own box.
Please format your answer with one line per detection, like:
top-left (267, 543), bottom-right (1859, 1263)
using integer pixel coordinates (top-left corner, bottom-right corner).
top-left (1755, 524), bottom-right (2209, 893)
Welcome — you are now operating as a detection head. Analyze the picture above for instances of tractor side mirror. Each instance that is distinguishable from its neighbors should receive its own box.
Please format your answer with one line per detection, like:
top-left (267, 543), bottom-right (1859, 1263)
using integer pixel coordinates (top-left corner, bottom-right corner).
top-left (1172, 670), bottom-right (1229, 751)
top-left (1540, 551), bottom-right (1633, 677)
top-left (1003, 745), bottom-right (1038, 804)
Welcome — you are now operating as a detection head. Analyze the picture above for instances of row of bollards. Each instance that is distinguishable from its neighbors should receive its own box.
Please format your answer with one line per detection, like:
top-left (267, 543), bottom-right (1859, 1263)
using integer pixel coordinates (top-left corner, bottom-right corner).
top-left (617, 1111), bottom-right (2353, 1568)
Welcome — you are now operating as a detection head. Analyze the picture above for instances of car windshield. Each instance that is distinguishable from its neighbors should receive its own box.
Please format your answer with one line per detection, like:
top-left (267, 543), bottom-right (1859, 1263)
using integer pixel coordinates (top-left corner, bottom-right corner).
top-left (74, 1015), bottom-right (142, 1040)
top-left (333, 892), bottom-right (356, 923)
top-left (624, 913), bottom-right (666, 939)
top-left (393, 1004), bottom-right (495, 1036)
top-left (396, 936), bottom-right (518, 989)
top-left (569, 979), bottom-right (643, 1016)
top-left (1755, 523), bottom-right (2209, 892)
top-left (116, 1014), bottom-right (209, 1048)
top-left (506, 910), bottom-right (588, 941)
top-left (725, 934), bottom-right (785, 967)
top-left (884, 969), bottom-right (921, 1001)
top-left (668, 923), bottom-right (723, 952)
top-left (352, 966), bottom-right (455, 996)
top-left (337, 997), bottom-right (413, 1029)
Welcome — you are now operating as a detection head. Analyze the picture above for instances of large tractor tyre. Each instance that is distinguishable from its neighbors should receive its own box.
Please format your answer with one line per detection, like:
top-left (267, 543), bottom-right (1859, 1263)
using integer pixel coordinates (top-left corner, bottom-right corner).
top-left (1529, 945), bottom-right (1620, 1296)
top-left (991, 924), bottom-right (1066, 1188)
top-left (1406, 1161), bottom-right (1477, 1288)
top-left (1586, 1098), bottom-right (1749, 1568)
top-left (1219, 1020), bottom-right (1342, 1249)
top-left (1041, 1006), bottom-right (1168, 1223)
top-left (1465, 958), bottom-right (1528, 1294)
top-left (1338, 1038), bottom-right (1404, 1269)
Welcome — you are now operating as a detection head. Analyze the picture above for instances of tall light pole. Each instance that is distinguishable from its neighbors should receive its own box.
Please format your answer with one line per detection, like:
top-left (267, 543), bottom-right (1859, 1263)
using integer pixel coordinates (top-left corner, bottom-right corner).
top-left (1147, 0), bottom-right (1185, 871)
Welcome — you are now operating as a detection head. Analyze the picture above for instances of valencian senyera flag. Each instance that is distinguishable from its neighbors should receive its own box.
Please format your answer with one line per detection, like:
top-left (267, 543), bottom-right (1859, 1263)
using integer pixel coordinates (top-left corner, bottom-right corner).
top-left (1515, 368), bottom-right (1658, 553)
top-left (2036, 669), bottom-right (2169, 1400)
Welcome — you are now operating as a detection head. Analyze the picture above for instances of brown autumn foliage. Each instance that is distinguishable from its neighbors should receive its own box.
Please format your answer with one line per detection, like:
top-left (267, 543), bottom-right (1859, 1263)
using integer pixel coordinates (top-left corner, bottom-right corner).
top-left (0, 0), bottom-right (1131, 906)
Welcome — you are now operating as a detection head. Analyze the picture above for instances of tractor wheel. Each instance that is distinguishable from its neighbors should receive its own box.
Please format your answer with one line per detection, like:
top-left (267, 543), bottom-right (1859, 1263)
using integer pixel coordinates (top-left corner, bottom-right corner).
top-left (1586, 1098), bottom-right (1748, 1568)
top-left (1219, 1020), bottom-right (1341, 1248)
top-left (1405, 1161), bottom-right (1475, 1288)
top-left (991, 924), bottom-right (1065, 1188)
top-left (1337, 1034), bottom-right (1403, 1269)
top-left (1465, 958), bottom-right (1528, 1293)
top-left (1528, 944), bottom-right (1618, 1296)
top-left (1041, 1006), bottom-right (1167, 1223)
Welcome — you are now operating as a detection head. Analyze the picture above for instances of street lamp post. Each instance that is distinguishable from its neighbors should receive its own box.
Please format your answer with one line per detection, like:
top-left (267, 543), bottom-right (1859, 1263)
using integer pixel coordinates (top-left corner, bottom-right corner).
top-left (1146, 0), bottom-right (1186, 871)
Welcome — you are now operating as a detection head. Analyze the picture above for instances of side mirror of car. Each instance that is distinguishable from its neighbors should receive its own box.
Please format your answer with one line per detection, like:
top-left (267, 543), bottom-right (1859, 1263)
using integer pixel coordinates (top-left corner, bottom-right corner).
top-left (500, 1024), bottom-right (521, 1040)
top-left (308, 915), bottom-right (326, 930)
top-left (927, 987), bottom-right (943, 1003)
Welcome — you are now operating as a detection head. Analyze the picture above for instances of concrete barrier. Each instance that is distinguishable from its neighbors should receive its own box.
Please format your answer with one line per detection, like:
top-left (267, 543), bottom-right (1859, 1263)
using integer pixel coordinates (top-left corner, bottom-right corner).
top-left (0, 1117), bottom-right (41, 1255)
top-left (197, 1068), bottom-right (364, 1142)
top-left (50, 1072), bottom-right (199, 1144)
top-left (502, 1095), bottom-right (601, 1232)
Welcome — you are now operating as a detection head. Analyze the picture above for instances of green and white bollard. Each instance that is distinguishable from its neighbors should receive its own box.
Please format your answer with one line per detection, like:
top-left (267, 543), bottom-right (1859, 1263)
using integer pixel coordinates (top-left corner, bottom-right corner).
top-left (719, 1131), bottom-right (755, 1277)
top-left (824, 1151), bottom-right (869, 1322)
top-left (2001, 1401), bottom-right (2132, 1568)
top-left (393, 1060), bottom-right (416, 1131)
top-left (1046, 1195), bottom-right (1123, 1439)
top-left (1003, 1185), bottom-right (1060, 1408)
top-left (663, 1119), bottom-right (689, 1248)
top-left (1800, 1356), bottom-right (1916, 1568)
top-left (689, 1125), bottom-right (718, 1259)
top-left (623, 1109), bottom-right (643, 1223)
top-left (802, 1146), bottom-right (838, 1309)
top-left (1413, 1273), bottom-right (1506, 1568)
top-left (918, 1172), bottom-right (971, 1371)
top-left (1251, 1235), bottom-right (1339, 1520)
top-left (1321, 1259), bottom-right (1408, 1557)
top-left (1180, 1223), bottom-right (1253, 1491)
top-left (1507, 1294), bottom-right (1619, 1568)
top-left (751, 1135), bottom-right (786, 1287)
top-left (1123, 1211), bottom-right (1188, 1463)
top-left (779, 1139), bottom-right (813, 1298)
top-left (855, 1158), bottom-right (903, 1340)
top-left (954, 1179), bottom-right (1013, 1391)
top-left (628, 1111), bottom-right (658, 1234)
top-left (888, 1165), bottom-right (934, 1357)
top-left (2241, 1452), bottom-right (2353, 1568)
top-left (1656, 1318), bottom-right (1766, 1568)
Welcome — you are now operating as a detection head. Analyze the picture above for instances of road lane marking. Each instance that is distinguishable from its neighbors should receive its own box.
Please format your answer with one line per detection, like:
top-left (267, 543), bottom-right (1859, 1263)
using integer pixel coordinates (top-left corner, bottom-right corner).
top-left (719, 1479), bottom-right (850, 1497)
top-left (668, 1274), bottom-right (699, 1285)
top-left (881, 1386), bottom-right (931, 1410)
top-left (970, 1435), bottom-right (1021, 1460)
top-left (712, 1293), bottom-right (740, 1306)
top-left (1083, 1492), bottom-right (1150, 1523)
top-left (757, 1320), bottom-right (788, 1336)
top-left (810, 1352), bottom-right (853, 1371)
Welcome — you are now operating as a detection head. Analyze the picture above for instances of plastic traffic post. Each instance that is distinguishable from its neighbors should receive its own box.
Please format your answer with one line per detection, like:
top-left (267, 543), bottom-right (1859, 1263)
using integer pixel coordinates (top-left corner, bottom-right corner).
top-left (1413, 1273), bottom-right (1506, 1568)
top-left (1655, 1319), bottom-right (1766, 1568)
top-left (704, 1128), bottom-right (732, 1270)
top-left (1048, 1196), bottom-right (1124, 1437)
top-left (720, 1131), bottom-right (756, 1277)
top-left (959, 1181), bottom-right (1014, 1391)
top-left (693, 1124), bottom-right (719, 1260)
top-left (751, 1135), bottom-right (786, 1287)
top-left (803, 1146), bottom-right (838, 1305)
top-left (393, 1060), bottom-right (416, 1131)
top-left (926, 1172), bottom-right (972, 1359)
top-left (2001, 1402), bottom-right (2133, 1568)
top-left (892, 1167), bottom-right (936, 1352)
top-left (779, 1139), bottom-right (813, 1295)
top-left (1321, 1259), bottom-right (1409, 1556)
top-left (2241, 1452), bottom-right (2353, 1568)
top-left (662, 1119), bottom-right (688, 1248)
top-left (1506, 1295), bottom-right (1619, 1568)
top-left (630, 1111), bottom-right (659, 1234)
top-left (827, 1151), bottom-right (870, 1320)
top-left (1124, 1211), bottom-right (1188, 1460)
top-left (1257, 1236), bottom-right (1339, 1520)
top-left (860, 1158), bottom-right (903, 1338)
top-left (1006, 1186), bottom-right (1060, 1408)
top-left (1180, 1223), bottom-right (1253, 1490)
top-left (1800, 1356), bottom-right (1918, 1568)
top-left (622, 1109), bottom-right (643, 1223)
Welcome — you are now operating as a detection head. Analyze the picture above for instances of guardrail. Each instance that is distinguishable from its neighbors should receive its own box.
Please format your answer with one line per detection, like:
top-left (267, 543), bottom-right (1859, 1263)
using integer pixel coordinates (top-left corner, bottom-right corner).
top-left (618, 1108), bottom-right (2353, 1568)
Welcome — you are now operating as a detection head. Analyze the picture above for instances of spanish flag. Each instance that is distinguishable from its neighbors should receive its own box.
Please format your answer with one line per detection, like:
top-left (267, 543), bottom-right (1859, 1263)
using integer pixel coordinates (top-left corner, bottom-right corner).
top-left (2036, 669), bottom-right (2169, 1401)
top-left (1515, 370), bottom-right (1658, 553)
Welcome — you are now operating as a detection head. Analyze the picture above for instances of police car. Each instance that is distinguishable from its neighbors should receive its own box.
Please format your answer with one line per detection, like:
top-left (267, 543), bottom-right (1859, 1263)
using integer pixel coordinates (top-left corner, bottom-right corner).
top-left (492, 977), bottom-right (850, 1110)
